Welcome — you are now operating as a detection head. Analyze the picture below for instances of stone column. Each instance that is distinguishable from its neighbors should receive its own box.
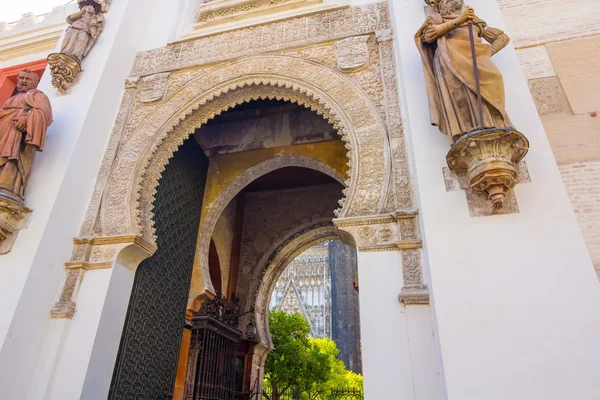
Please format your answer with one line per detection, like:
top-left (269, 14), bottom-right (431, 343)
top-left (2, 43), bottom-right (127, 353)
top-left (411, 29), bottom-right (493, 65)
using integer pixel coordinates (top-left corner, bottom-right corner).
top-left (335, 214), bottom-right (443, 400)
top-left (390, 0), bottom-right (600, 398)
top-left (328, 240), bottom-right (362, 374)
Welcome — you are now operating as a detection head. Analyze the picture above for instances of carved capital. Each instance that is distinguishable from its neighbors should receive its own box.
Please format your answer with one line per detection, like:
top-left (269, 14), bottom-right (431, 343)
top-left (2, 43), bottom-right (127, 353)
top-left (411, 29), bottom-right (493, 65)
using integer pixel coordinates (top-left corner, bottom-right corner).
top-left (51, 235), bottom-right (156, 319)
top-left (335, 212), bottom-right (429, 305)
top-left (446, 128), bottom-right (530, 213)
top-left (0, 194), bottom-right (32, 254)
top-left (334, 210), bottom-right (421, 251)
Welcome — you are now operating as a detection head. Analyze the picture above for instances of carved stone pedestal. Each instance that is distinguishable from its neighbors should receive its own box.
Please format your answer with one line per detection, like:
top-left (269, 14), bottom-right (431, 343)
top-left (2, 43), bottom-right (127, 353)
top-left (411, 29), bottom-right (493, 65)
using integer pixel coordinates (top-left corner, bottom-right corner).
top-left (47, 53), bottom-right (82, 94)
top-left (0, 194), bottom-right (32, 254)
top-left (446, 128), bottom-right (529, 211)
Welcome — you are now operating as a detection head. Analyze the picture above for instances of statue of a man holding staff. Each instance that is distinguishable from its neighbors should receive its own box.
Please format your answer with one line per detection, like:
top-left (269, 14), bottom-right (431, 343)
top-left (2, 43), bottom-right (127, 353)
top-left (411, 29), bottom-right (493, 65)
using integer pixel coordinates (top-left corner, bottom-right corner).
top-left (415, 0), bottom-right (512, 143)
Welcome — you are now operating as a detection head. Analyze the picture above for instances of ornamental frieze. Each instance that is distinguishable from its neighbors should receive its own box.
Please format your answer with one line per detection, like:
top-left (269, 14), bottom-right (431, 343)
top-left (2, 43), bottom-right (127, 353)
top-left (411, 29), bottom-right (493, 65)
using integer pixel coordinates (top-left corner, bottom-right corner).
top-left (130, 3), bottom-right (391, 76)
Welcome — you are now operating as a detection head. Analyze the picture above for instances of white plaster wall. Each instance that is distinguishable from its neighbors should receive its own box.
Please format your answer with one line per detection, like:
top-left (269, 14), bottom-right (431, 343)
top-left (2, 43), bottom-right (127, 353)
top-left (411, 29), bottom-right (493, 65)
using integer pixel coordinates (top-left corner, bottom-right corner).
top-left (357, 250), bottom-right (414, 399)
top-left (390, 0), bottom-right (600, 399)
top-left (0, 0), bottom-right (153, 397)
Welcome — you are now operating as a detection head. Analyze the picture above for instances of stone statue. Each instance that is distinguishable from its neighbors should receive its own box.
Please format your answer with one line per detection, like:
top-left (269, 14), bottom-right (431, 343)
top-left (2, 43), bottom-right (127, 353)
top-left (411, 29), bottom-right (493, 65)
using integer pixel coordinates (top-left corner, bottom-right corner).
top-left (0, 69), bottom-right (52, 200)
top-left (415, 0), bottom-right (529, 212)
top-left (61, 4), bottom-right (104, 62)
top-left (0, 69), bottom-right (52, 253)
top-left (415, 0), bottom-right (512, 143)
top-left (48, 0), bottom-right (109, 94)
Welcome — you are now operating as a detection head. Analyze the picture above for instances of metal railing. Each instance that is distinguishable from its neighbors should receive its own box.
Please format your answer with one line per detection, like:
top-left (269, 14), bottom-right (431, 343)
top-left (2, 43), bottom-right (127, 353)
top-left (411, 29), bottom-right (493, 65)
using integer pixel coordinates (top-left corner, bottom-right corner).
top-left (262, 386), bottom-right (363, 400)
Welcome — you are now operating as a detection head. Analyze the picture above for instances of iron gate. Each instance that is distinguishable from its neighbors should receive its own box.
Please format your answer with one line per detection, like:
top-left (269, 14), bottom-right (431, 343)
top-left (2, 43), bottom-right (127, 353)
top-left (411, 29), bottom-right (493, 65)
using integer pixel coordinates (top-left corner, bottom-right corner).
top-left (184, 295), bottom-right (241, 400)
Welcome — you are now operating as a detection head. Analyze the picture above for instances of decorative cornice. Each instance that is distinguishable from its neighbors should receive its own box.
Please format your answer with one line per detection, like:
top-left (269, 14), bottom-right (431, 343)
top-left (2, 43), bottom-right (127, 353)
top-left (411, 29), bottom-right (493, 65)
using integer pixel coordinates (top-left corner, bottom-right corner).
top-left (357, 244), bottom-right (398, 252)
top-left (195, 0), bottom-right (323, 26)
top-left (130, 2), bottom-right (391, 76)
top-left (398, 288), bottom-right (429, 305)
top-left (65, 261), bottom-right (113, 270)
top-left (396, 240), bottom-right (422, 250)
top-left (334, 214), bottom-right (396, 228)
top-left (72, 235), bottom-right (157, 255)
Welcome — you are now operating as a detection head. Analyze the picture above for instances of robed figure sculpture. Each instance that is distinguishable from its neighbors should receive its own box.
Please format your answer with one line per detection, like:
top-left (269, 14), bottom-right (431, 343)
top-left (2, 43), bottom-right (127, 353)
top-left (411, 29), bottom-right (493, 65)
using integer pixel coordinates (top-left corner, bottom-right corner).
top-left (0, 69), bottom-right (53, 252)
top-left (415, 0), bottom-right (529, 211)
top-left (61, 4), bottom-right (105, 62)
top-left (48, 0), bottom-right (107, 94)
top-left (0, 70), bottom-right (53, 200)
top-left (416, 0), bottom-right (512, 143)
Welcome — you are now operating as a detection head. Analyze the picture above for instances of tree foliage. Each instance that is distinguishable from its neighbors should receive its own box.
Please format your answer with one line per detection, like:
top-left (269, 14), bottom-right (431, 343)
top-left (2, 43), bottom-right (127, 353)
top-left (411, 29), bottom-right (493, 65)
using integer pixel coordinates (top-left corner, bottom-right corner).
top-left (263, 310), bottom-right (363, 400)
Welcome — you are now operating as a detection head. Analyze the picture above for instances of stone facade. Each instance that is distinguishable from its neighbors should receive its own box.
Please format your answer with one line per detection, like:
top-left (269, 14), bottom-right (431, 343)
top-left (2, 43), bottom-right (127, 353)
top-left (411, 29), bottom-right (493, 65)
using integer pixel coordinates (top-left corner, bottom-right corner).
top-left (270, 242), bottom-right (332, 339)
top-left (559, 161), bottom-right (600, 276)
top-left (499, 0), bottom-right (600, 275)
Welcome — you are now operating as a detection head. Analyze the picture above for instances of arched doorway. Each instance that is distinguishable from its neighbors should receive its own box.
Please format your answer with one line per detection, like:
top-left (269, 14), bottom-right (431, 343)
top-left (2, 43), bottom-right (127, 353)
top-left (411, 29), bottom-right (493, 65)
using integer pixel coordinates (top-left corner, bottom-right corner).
top-left (108, 97), bottom-right (356, 399)
top-left (49, 51), bottom-right (411, 400)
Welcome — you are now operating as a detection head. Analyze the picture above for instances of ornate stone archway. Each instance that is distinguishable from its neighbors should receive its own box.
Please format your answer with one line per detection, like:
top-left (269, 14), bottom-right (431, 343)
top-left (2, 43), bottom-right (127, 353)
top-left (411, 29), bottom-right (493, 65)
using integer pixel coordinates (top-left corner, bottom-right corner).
top-left (105, 55), bottom-right (391, 244)
top-left (191, 154), bottom-right (345, 296)
top-left (53, 54), bottom-right (396, 317)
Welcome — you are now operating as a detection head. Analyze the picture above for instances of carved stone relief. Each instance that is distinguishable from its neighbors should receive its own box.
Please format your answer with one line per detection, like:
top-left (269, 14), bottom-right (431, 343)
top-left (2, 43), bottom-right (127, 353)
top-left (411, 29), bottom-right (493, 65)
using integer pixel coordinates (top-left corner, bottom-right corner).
top-left (335, 36), bottom-right (371, 73)
top-left (138, 73), bottom-right (170, 103)
top-left (334, 211), bottom-right (428, 305)
top-left (195, 0), bottom-right (323, 27)
top-left (53, 2), bottom-right (421, 317)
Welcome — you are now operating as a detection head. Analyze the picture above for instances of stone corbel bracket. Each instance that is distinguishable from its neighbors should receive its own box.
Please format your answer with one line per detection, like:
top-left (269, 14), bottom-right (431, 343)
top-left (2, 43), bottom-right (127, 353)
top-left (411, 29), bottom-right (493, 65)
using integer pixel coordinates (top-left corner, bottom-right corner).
top-left (444, 129), bottom-right (531, 217)
top-left (334, 210), bottom-right (430, 305)
top-left (50, 235), bottom-right (156, 319)
top-left (0, 194), bottom-right (33, 254)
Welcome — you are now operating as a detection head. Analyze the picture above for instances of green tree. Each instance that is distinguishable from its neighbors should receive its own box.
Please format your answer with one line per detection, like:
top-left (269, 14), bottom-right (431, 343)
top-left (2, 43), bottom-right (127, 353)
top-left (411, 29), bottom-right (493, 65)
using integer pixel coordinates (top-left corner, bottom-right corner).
top-left (263, 310), bottom-right (363, 400)
top-left (302, 338), bottom-right (363, 400)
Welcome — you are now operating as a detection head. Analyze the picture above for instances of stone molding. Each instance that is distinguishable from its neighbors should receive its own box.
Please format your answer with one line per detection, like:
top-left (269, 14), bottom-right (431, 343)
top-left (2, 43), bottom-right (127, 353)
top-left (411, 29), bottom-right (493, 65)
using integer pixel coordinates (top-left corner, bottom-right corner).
top-left (51, 235), bottom-right (155, 319)
top-left (195, 0), bottom-right (323, 27)
top-left (334, 211), bottom-right (429, 305)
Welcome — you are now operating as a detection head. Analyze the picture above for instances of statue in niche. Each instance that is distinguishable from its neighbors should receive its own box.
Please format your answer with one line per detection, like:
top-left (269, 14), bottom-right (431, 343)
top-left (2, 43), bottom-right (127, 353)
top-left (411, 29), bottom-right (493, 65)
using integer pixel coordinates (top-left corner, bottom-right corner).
top-left (416, 0), bottom-right (513, 143)
top-left (0, 69), bottom-right (53, 201)
top-left (61, 4), bottom-right (105, 62)
top-left (48, 0), bottom-right (109, 94)
top-left (415, 0), bottom-right (529, 212)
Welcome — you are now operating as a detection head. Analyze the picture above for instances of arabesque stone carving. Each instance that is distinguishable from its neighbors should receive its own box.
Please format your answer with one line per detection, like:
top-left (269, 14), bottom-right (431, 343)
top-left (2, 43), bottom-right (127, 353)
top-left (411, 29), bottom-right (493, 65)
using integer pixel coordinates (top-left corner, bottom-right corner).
top-left (0, 69), bottom-right (52, 254)
top-left (416, 0), bottom-right (529, 211)
top-left (334, 36), bottom-right (370, 73)
top-left (334, 211), bottom-right (428, 305)
top-left (195, 0), bottom-right (322, 27)
top-left (48, 0), bottom-right (110, 94)
top-left (53, 2), bottom-right (422, 317)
